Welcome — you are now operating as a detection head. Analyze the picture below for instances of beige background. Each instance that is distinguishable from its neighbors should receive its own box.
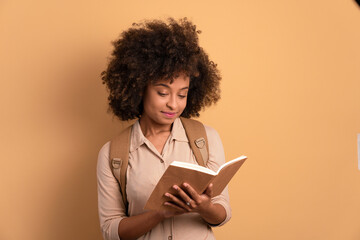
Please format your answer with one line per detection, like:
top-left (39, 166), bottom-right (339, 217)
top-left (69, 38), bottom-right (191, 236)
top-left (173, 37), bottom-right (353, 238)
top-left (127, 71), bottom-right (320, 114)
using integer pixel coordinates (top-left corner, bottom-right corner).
top-left (1, 0), bottom-right (360, 239)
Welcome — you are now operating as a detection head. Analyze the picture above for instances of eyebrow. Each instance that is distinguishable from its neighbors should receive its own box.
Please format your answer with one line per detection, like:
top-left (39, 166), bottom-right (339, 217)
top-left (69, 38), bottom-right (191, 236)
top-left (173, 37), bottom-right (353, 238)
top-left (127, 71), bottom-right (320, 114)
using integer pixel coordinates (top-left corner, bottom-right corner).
top-left (154, 83), bottom-right (189, 90)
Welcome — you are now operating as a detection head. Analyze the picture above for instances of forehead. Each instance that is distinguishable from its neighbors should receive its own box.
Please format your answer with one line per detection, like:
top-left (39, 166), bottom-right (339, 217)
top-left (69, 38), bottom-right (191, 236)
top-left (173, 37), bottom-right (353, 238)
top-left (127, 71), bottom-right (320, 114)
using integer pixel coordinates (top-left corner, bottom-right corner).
top-left (152, 73), bottom-right (190, 86)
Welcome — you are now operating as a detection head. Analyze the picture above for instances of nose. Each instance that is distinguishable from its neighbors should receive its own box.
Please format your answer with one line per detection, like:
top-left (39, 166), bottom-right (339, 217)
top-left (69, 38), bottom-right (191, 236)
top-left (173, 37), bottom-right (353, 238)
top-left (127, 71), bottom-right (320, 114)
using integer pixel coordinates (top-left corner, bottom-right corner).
top-left (166, 95), bottom-right (177, 110)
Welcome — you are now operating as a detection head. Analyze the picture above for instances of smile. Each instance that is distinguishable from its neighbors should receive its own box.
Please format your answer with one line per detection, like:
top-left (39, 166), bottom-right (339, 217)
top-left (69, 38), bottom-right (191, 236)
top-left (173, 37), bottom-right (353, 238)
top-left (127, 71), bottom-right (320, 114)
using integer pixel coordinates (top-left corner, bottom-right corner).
top-left (161, 111), bottom-right (177, 118)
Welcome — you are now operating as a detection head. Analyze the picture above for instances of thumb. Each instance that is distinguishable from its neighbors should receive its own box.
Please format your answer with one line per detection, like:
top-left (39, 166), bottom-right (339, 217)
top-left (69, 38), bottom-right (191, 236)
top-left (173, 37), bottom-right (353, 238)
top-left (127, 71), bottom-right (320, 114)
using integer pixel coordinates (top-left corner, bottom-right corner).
top-left (205, 183), bottom-right (213, 197)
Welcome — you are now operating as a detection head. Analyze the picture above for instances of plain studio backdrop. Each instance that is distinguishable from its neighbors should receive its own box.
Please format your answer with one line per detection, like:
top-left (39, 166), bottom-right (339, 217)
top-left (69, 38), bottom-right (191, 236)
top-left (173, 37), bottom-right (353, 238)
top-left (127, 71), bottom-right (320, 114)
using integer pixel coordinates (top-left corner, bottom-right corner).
top-left (1, 0), bottom-right (359, 239)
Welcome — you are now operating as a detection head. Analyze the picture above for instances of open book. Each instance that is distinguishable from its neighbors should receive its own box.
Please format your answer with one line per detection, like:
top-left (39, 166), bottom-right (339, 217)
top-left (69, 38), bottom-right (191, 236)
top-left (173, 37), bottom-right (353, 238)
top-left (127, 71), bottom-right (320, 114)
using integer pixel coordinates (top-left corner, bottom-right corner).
top-left (144, 155), bottom-right (247, 211)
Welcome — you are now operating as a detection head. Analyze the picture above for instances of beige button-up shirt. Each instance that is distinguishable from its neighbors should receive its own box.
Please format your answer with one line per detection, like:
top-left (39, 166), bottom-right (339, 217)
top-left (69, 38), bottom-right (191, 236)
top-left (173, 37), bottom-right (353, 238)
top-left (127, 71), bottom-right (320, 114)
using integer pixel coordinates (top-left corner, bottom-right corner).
top-left (97, 118), bottom-right (231, 240)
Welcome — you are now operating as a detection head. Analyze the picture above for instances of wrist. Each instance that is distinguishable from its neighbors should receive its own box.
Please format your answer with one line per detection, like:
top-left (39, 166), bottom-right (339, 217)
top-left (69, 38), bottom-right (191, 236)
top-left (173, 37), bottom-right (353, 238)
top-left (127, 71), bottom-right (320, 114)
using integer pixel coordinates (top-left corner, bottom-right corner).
top-left (198, 202), bottom-right (215, 216)
top-left (154, 210), bottom-right (166, 220)
top-left (199, 203), bottom-right (226, 225)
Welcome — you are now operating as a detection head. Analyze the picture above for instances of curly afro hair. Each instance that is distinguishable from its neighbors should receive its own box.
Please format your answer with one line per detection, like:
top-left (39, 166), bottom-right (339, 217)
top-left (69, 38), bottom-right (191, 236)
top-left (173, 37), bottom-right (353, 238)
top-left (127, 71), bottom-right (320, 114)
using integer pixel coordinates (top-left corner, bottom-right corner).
top-left (101, 17), bottom-right (221, 121)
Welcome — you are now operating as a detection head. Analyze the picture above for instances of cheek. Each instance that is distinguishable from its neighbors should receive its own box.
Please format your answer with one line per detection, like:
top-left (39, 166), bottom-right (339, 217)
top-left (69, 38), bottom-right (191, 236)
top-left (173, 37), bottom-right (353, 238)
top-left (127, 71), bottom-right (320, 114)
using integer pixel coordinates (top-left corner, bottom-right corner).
top-left (180, 99), bottom-right (188, 110)
top-left (144, 94), bottom-right (165, 111)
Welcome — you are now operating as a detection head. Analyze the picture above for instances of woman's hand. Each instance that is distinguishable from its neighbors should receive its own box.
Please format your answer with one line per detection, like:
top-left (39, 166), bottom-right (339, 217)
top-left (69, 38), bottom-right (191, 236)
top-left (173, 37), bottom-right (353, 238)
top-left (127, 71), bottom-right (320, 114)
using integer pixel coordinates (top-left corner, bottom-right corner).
top-left (164, 183), bottom-right (214, 214)
top-left (164, 183), bottom-right (226, 225)
top-left (157, 182), bottom-right (212, 219)
top-left (157, 204), bottom-right (187, 219)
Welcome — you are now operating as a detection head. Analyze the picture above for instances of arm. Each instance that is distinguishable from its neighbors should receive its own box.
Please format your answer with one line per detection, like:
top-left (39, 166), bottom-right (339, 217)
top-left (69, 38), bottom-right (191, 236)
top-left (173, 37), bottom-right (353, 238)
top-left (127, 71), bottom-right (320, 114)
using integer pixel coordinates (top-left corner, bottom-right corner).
top-left (97, 142), bottom-right (186, 240)
top-left (118, 207), bottom-right (187, 240)
top-left (200, 203), bottom-right (227, 225)
top-left (117, 211), bottom-right (163, 240)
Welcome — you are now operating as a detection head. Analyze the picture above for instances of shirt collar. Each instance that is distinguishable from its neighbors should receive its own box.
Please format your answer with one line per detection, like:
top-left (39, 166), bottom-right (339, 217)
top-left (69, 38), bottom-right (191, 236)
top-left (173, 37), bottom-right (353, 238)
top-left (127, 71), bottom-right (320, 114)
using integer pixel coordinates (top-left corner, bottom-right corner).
top-left (129, 118), bottom-right (188, 152)
top-left (130, 120), bottom-right (146, 152)
top-left (169, 118), bottom-right (188, 142)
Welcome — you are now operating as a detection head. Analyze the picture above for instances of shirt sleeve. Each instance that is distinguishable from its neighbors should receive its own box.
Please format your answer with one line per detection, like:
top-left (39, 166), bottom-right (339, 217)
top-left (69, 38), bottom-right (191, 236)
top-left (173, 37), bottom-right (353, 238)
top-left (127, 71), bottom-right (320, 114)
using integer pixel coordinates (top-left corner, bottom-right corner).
top-left (204, 125), bottom-right (232, 227)
top-left (97, 142), bottom-right (128, 240)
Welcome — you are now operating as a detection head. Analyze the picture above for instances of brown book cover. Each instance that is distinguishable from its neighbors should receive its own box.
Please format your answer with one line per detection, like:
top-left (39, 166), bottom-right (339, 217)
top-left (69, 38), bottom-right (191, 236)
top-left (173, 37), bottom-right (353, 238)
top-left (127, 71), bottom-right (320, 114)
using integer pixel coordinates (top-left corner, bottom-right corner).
top-left (144, 156), bottom-right (247, 211)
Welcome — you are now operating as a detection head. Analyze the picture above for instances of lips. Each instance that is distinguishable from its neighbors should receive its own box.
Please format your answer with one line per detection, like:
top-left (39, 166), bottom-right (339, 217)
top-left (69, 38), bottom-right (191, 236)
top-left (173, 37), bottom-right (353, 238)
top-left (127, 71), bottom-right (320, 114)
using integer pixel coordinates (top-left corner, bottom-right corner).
top-left (161, 111), bottom-right (177, 118)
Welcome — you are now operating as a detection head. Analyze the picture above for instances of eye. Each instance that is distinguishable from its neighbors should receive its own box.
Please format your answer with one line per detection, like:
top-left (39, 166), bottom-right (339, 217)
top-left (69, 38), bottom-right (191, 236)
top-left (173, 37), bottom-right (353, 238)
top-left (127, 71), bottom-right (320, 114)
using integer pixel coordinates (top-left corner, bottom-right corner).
top-left (178, 90), bottom-right (188, 99)
top-left (157, 92), bottom-right (168, 97)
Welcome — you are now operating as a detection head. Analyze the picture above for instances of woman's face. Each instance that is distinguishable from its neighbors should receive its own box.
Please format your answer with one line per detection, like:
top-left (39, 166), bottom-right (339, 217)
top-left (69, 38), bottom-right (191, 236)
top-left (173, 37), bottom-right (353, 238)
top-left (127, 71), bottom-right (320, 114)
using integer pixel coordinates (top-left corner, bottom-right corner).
top-left (141, 73), bottom-right (190, 126)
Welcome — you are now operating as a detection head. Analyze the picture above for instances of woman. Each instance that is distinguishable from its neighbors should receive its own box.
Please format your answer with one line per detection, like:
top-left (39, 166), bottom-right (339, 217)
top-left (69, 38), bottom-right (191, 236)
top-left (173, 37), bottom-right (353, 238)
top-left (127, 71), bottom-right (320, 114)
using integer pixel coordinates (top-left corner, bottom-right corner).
top-left (97, 18), bottom-right (231, 240)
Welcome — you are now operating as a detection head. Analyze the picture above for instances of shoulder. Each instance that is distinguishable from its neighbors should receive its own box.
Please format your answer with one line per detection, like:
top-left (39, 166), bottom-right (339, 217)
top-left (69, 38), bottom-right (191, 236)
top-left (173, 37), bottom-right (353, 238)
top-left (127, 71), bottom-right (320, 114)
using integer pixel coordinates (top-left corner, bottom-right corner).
top-left (98, 141), bottom-right (111, 159)
top-left (203, 124), bottom-right (222, 144)
top-left (97, 141), bottom-right (111, 171)
top-left (204, 124), bottom-right (220, 137)
top-left (202, 123), bottom-right (226, 169)
top-left (180, 117), bottom-right (222, 142)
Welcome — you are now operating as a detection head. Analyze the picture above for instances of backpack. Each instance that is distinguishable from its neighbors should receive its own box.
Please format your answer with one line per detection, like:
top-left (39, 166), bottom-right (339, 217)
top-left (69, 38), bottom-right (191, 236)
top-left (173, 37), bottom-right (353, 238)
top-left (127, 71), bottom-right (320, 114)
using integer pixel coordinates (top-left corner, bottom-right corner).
top-left (109, 117), bottom-right (209, 210)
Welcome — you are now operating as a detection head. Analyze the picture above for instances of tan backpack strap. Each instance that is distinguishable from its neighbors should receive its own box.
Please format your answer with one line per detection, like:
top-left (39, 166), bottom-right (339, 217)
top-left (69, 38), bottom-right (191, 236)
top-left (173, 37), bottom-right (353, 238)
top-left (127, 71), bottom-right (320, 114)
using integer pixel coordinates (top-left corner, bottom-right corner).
top-left (109, 125), bottom-right (132, 209)
top-left (180, 117), bottom-right (209, 167)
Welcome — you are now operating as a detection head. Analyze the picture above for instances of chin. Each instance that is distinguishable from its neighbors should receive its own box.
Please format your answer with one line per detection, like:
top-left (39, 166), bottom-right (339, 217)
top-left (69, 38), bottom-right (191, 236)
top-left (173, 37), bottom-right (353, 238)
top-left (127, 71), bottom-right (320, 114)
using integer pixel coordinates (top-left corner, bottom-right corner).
top-left (157, 116), bottom-right (178, 125)
top-left (161, 118), bottom-right (177, 124)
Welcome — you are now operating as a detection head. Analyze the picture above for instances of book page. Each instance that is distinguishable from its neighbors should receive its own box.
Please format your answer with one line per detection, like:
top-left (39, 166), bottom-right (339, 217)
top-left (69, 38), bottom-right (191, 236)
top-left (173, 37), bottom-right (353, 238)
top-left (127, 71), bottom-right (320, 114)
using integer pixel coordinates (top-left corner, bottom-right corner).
top-left (171, 161), bottom-right (216, 175)
top-left (216, 155), bottom-right (247, 174)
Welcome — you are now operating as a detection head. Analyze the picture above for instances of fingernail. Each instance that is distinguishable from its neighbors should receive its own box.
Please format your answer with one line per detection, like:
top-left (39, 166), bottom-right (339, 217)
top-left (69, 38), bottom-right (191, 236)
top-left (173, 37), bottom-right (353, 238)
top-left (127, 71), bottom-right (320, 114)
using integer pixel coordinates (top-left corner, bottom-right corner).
top-left (173, 185), bottom-right (178, 190)
top-left (183, 183), bottom-right (188, 187)
top-left (165, 193), bottom-right (170, 197)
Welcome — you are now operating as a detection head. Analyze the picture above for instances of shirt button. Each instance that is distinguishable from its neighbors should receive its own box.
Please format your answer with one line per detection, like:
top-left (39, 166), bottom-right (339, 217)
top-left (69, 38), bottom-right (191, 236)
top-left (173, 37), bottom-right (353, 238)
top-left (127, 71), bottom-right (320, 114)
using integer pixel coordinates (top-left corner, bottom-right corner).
top-left (168, 236), bottom-right (172, 240)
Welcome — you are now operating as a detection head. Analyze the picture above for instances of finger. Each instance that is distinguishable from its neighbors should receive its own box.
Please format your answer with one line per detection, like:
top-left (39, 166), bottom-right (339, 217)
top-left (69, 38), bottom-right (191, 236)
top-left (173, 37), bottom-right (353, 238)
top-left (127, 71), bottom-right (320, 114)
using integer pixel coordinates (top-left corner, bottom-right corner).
top-left (204, 183), bottom-right (213, 197)
top-left (172, 185), bottom-right (191, 201)
top-left (163, 201), bottom-right (187, 213)
top-left (165, 192), bottom-right (191, 211)
top-left (182, 183), bottom-right (201, 203)
top-left (172, 185), bottom-right (197, 209)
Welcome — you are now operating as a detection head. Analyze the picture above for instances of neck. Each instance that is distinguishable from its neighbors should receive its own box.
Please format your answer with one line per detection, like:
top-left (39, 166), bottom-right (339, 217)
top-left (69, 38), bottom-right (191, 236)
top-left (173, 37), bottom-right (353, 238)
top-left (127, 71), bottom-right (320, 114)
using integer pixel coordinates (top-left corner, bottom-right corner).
top-left (139, 116), bottom-right (173, 137)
